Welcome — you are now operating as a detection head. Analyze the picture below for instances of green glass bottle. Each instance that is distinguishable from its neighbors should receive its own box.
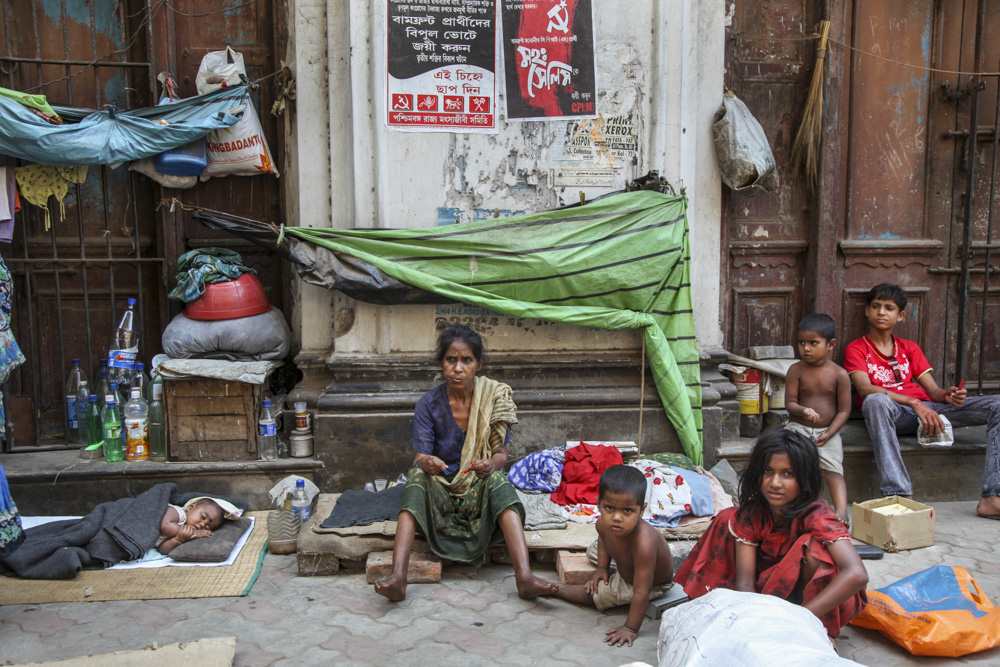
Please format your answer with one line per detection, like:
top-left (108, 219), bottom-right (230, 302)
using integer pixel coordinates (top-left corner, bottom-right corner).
top-left (103, 398), bottom-right (124, 463)
top-left (84, 394), bottom-right (104, 457)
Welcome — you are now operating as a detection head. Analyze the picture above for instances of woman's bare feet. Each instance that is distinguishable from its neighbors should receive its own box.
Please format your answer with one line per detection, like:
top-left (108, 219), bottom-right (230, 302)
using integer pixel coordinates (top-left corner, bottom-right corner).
top-left (976, 496), bottom-right (1000, 519)
top-left (516, 575), bottom-right (558, 599)
top-left (374, 573), bottom-right (408, 601)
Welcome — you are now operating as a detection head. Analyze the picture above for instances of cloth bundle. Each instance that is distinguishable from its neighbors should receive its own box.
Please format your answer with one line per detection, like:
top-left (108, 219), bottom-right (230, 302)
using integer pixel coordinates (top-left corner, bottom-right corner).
top-left (550, 443), bottom-right (624, 506)
top-left (507, 447), bottom-right (564, 493)
top-left (168, 247), bottom-right (255, 303)
top-left (628, 459), bottom-right (714, 528)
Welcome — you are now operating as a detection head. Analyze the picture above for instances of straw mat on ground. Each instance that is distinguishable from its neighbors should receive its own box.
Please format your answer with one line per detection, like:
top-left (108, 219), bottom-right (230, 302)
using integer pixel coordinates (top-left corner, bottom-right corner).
top-left (0, 512), bottom-right (267, 605)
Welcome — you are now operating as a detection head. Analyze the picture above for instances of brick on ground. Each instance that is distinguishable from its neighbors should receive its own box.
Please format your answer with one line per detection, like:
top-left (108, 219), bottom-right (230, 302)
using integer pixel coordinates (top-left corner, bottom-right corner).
top-left (555, 550), bottom-right (598, 585)
top-left (365, 550), bottom-right (442, 584)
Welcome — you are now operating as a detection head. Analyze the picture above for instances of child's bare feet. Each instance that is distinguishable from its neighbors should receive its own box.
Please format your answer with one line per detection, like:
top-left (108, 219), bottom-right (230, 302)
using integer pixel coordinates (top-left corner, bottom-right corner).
top-left (374, 573), bottom-right (407, 601)
top-left (516, 575), bottom-right (558, 599)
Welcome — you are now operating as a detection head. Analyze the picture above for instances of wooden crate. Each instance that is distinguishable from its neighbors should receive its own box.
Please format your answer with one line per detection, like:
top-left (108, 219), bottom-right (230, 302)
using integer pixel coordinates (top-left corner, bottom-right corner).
top-left (164, 378), bottom-right (260, 461)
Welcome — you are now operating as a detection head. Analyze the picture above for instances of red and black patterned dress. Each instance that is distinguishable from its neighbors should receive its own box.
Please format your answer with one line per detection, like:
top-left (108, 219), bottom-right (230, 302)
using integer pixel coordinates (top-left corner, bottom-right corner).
top-left (673, 500), bottom-right (866, 636)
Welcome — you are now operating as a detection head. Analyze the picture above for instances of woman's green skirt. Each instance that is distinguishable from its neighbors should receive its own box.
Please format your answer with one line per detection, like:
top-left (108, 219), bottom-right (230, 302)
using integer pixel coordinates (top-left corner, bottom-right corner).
top-left (400, 468), bottom-right (525, 567)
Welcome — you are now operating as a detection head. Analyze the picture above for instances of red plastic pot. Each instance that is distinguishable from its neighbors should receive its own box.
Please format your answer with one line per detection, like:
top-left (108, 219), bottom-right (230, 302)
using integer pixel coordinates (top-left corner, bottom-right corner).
top-left (184, 273), bottom-right (272, 320)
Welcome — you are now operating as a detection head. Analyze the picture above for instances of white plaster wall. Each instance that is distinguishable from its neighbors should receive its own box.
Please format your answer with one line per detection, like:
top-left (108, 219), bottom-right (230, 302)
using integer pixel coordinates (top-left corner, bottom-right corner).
top-left (287, 0), bottom-right (334, 358)
top-left (289, 0), bottom-right (725, 360)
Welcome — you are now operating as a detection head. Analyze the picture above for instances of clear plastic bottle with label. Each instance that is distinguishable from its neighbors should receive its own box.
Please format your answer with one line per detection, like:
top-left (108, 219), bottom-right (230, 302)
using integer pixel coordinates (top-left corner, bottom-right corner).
top-left (65, 359), bottom-right (88, 443)
top-left (291, 479), bottom-right (311, 521)
top-left (124, 387), bottom-right (149, 461)
top-left (258, 399), bottom-right (278, 461)
top-left (108, 298), bottom-right (138, 385)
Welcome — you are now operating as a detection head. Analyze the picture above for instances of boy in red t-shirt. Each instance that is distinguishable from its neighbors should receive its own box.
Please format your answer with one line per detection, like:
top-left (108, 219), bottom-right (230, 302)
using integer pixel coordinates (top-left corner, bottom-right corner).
top-left (843, 283), bottom-right (1000, 519)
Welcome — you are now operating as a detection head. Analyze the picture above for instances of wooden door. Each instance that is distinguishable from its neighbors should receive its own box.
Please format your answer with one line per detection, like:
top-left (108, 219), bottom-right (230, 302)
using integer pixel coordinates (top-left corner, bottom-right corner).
top-left (817, 0), bottom-right (1000, 391)
top-left (721, 0), bottom-right (820, 354)
top-left (724, 0), bottom-right (1000, 394)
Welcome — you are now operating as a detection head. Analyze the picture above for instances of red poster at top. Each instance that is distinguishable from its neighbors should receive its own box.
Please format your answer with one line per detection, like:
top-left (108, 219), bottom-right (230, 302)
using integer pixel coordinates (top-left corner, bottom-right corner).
top-left (501, 0), bottom-right (596, 121)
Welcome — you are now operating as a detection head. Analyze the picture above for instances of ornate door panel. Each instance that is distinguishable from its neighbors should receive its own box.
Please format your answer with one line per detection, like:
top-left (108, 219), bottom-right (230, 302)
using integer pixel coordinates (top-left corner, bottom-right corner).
top-left (722, 0), bottom-right (819, 353)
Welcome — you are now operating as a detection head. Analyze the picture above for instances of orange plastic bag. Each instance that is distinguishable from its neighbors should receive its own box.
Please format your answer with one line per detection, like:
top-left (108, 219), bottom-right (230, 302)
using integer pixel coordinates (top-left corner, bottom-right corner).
top-left (851, 565), bottom-right (1000, 657)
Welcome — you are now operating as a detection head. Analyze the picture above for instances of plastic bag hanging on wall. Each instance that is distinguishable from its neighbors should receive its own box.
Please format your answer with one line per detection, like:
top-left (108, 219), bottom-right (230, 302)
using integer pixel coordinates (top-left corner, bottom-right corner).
top-left (712, 90), bottom-right (778, 197)
top-left (196, 47), bottom-right (247, 95)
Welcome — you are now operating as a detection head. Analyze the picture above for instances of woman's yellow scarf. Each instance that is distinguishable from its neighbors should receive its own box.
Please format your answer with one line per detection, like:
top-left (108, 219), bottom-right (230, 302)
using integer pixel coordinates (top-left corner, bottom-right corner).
top-left (433, 375), bottom-right (517, 497)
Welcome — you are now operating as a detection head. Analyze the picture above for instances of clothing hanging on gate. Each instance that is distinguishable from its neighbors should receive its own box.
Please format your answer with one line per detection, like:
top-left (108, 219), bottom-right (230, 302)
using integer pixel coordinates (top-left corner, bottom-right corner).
top-left (14, 164), bottom-right (88, 231)
top-left (0, 253), bottom-right (25, 433)
top-left (0, 167), bottom-right (19, 243)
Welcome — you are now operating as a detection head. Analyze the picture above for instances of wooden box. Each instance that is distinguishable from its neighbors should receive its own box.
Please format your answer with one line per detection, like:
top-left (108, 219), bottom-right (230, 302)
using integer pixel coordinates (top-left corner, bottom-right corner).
top-left (164, 378), bottom-right (260, 461)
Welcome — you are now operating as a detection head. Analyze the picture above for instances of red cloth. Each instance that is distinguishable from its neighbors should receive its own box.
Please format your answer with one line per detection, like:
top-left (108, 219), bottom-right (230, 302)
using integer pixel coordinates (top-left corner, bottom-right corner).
top-left (550, 443), bottom-right (623, 505)
top-left (843, 335), bottom-right (932, 408)
top-left (673, 501), bottom-right (866, 637)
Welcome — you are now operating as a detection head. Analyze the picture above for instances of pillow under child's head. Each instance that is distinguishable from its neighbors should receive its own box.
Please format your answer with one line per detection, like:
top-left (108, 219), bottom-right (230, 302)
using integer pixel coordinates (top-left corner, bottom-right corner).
top-left (168, 516), bottom-right (253, 562)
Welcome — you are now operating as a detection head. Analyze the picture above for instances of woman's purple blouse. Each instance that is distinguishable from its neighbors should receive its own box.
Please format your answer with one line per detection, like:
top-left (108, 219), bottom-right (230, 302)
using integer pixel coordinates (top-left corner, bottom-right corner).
top-left (412, 383), bottom-right (511, 476)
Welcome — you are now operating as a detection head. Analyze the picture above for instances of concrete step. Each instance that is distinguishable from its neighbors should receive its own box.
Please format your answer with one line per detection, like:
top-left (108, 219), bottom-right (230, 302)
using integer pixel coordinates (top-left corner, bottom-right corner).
top-left (716, 420), bottom-right (988, 503)
top-left (5, 449), bottom-right (325, 514)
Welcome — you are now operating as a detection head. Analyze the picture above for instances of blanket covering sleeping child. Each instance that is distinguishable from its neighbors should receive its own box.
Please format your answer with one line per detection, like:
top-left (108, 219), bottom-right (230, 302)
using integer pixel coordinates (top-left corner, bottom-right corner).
top-left (0, 483), bottom-right (247, 579)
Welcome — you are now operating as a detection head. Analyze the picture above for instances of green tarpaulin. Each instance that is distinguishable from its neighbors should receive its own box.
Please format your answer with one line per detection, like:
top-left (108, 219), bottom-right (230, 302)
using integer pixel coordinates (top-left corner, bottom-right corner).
top-left (282, 191), bottom-right (704, 464)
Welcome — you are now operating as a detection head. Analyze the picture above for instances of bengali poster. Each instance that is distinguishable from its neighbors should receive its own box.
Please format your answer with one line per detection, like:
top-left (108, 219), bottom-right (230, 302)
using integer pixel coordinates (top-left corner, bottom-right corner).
top-left (386, 0), bottom-right (498, 132)
top-left (500, 0), bottom-right (596, 121)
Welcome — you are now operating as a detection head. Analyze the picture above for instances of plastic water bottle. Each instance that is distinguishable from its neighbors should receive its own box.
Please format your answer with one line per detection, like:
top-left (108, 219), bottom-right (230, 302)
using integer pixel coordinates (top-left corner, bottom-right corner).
top-left (95, 369), bottom-right (110, 413)
top-left (74, 380), bottom-right (89, 444)
top-left (130, 362), bottom-right (150, 400)
top-left (124, 387), bottom-right (149, 461)
top-left (102, 382), bottom-right (124, 422)
top-left (65, 359), bottom-right (88, 443)
top-left (83, 394), bottom-right (103, 457)
top-left (148, 378), bottom-right (167, 461)
top-left (291, 479), bottom-right (311, 521)
top-left (258, 399), bottom-right (278, 461)
top-left (103, 398), bottom-right (124, 463)
top-left (108, 298), bottom-right (139, 385)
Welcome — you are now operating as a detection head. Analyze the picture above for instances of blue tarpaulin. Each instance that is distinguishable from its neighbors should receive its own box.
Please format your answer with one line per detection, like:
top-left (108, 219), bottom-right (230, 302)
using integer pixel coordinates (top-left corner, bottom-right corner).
top-left (0, 85), bottom-right (249, 166)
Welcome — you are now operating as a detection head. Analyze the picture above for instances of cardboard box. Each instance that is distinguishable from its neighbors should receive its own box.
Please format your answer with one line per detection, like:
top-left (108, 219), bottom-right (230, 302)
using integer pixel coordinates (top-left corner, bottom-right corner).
top-left (851, 496), bottom-right (935, 552)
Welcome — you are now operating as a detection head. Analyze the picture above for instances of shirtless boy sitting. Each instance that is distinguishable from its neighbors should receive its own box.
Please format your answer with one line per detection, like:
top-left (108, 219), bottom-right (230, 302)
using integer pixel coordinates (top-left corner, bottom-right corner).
top-left (784, 313), bottom-right (852, 523)
top-left (553, 465), bottom-right (673, 647)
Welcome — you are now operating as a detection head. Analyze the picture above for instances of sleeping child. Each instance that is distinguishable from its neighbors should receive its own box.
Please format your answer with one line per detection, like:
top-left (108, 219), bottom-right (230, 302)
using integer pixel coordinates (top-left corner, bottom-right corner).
top-left (156, 498), bottom-right (224, 555)
top-left (0, 484), bottom-right (248, 579)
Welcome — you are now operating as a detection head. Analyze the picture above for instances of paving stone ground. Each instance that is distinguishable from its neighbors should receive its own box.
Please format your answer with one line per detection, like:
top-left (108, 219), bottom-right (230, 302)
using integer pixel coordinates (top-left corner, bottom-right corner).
top-left (2, 500), bottom-right (999, 666)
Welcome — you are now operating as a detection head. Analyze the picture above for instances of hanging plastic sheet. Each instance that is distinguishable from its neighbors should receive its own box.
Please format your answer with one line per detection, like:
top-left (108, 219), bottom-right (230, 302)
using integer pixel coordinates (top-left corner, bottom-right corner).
top-left (0, 85), bottom-right (250, 166)
top-left (193, 191), bottom-right (704, 464)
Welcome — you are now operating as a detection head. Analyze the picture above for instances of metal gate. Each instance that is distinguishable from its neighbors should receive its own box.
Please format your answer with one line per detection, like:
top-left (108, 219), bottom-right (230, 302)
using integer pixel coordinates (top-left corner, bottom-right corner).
top-left (0, 0), bottom-right (286, 449)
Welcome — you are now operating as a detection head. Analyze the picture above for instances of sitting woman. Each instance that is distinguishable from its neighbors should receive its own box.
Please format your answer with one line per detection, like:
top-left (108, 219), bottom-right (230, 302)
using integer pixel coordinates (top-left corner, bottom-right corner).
top-left (374, 324), bottom-right (558, 602)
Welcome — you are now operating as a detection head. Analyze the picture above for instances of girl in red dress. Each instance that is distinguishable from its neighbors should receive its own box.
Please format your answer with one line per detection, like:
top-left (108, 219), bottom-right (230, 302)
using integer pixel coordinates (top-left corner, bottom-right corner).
top-left (674, 428), bottom-right (868, 636)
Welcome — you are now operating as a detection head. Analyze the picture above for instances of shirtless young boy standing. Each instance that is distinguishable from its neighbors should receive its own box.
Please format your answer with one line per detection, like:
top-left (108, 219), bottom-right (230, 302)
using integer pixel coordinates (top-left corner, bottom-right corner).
top-left (553, 465), bottom-right (673, 647)
top-left (784, 313), bottom-right (852, 523)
